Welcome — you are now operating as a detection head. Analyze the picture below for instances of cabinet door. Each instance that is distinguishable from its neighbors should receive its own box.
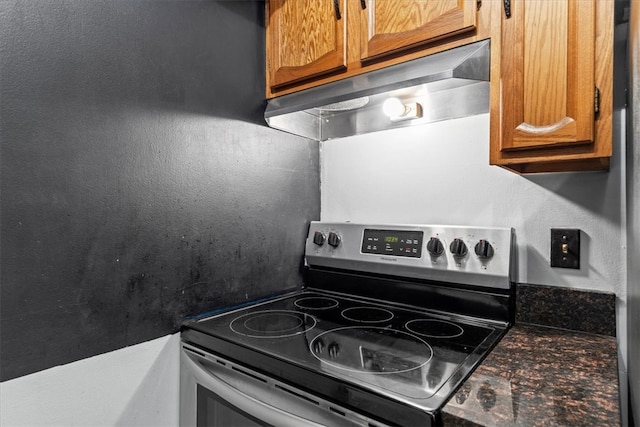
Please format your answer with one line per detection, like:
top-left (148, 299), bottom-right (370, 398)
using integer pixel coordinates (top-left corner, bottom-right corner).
top-left (499, 0), bottom-right (596, 151)
top-left (267, 0), bottom-right (347, 90)
top-left (360, 0), bottom-right (477, 61)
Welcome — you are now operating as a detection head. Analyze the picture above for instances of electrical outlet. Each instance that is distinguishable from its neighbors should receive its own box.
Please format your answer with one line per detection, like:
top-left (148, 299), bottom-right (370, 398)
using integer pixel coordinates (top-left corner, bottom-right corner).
top-left (550, 229), bottom-right (580, 269)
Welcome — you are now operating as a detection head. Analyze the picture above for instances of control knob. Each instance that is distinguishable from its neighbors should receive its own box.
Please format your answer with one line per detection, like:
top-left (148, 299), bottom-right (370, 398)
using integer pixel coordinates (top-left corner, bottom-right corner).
top-left (426, 237), bottom-right (444, 257)
top-left (327, 231), bottom-right (341, 248)
top-left (474, 239), bottom-right (495, 259)
top-left (449, 238), bottom-right (468, 257)
top-left (312, 231), bottom-right (326, 246)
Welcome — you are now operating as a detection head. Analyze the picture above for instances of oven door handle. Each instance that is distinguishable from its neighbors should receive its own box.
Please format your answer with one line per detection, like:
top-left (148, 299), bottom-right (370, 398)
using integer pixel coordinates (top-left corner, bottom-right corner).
top-left (183, 352), bottom-right (326, 427)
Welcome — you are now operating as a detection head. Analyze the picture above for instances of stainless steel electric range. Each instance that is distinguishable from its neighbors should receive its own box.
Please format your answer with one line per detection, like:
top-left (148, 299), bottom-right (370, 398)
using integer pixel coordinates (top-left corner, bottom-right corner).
top-left (180, 222), bottom-right (515, 426)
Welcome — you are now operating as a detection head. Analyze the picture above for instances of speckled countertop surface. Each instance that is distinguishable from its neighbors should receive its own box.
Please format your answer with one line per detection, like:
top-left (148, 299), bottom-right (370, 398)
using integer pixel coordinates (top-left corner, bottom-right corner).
top-left (441, 324), bottom-right (620, 426)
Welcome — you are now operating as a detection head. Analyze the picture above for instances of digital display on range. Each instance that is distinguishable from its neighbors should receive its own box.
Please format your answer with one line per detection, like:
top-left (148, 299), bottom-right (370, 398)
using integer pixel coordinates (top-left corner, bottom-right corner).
top-left (361, 229), bottom-right (423, 258)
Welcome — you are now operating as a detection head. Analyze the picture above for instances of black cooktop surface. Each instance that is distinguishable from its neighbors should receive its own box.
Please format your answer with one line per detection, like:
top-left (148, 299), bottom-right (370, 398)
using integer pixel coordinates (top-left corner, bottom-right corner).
top-left (184, 289), bottom-right (507, 411)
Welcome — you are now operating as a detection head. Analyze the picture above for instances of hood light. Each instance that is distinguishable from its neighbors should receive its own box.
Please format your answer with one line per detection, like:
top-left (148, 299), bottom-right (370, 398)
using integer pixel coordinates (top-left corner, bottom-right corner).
top-left (382, 97), bottom-right (423, 122)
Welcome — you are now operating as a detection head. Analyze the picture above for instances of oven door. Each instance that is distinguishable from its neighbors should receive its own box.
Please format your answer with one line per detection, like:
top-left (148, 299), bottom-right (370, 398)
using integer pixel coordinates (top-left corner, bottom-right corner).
top-left (180, 344), bottom-right (387, 427)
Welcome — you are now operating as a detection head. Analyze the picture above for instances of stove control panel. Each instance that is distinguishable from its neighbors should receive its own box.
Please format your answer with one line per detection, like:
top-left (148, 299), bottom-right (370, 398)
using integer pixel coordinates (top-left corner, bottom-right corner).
top-left (305, 222), bottom-right (515, 290)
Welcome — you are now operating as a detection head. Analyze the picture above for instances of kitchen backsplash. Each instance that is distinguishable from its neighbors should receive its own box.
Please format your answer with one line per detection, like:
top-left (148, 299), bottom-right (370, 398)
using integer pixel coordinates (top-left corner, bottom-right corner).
top-left (516, 283), bottom-right (616, 336)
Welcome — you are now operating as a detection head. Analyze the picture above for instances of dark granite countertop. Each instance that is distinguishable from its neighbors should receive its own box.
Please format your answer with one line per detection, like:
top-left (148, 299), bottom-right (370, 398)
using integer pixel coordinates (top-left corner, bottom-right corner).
top-left (442, 324), bottom-right (620, 426)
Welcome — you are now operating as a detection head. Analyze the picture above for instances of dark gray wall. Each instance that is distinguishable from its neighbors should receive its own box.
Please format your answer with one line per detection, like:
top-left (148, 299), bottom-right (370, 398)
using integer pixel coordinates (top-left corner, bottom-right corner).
top-left (0, 0), bottom-right (319, 381)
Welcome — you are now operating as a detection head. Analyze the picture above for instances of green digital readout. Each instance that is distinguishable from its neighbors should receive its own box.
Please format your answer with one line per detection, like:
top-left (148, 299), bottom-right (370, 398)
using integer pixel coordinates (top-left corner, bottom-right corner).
top-left (362, 229), bottom-right (423, 258)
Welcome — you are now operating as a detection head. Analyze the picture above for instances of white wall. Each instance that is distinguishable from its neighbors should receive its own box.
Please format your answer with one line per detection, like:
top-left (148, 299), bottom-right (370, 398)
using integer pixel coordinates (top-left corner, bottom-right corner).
top-left (0, 334), bottom-right (179, 427)
top-left (321, 114), bottom-right (625, 293)
top-left (320, 112), bottom-right (627, 364)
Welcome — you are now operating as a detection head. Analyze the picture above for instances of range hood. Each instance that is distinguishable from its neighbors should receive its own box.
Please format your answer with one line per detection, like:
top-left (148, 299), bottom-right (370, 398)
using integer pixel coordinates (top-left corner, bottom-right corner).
top-left (265, 40), bottom-right (490, 141)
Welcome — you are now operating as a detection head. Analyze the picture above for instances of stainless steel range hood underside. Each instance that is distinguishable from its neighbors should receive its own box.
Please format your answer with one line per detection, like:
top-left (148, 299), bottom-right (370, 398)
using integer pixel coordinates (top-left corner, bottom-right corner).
top-left (265, 40), bottom-right (490, 141)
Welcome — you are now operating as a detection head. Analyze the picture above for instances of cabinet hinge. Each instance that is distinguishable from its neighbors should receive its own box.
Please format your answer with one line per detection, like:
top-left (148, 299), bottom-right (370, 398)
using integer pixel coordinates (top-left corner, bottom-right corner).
top-left (477, 0), bottom-right (481, 10)
top-left (594, 86), bottom-right (600, 117)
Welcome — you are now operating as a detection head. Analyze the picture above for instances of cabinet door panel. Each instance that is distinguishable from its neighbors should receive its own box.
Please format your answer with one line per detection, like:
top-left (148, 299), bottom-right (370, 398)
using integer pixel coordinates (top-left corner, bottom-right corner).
top-left (268, 0), bottom-right (347, 90)
top-left (500, 0), bottom-right (595, 151)
top-left (360, 0), bottom-right (477, 61)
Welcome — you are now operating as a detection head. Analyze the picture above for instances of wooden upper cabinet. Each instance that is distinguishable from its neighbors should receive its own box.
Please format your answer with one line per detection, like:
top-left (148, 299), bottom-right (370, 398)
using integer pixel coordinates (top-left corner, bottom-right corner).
top-left (499, 0), bottom-right (596, 152)
top-left (267, 0), bottom-right (347, 90)
top-left (360, 0), bottom-right (478, 61)
top-left (490, 0), bottom-right (613, 173)
top-left (266, 0), bottom-right (488, 98)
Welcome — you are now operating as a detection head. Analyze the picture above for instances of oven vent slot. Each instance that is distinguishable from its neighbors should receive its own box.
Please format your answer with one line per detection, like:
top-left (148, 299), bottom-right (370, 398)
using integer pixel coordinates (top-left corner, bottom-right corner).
top-left (274, 384), bottom-right (320, 406)
top-left (329, 407), bottom-right (346, 417)
top-left (183, 347), bottom-right (206, 358)
top-left (231, 366), bottom-right (268, 384)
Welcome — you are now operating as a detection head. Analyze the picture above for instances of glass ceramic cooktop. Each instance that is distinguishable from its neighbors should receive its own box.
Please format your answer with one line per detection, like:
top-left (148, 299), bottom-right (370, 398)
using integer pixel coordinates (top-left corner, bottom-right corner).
top-left (189, 290), bottom-right (506, 404)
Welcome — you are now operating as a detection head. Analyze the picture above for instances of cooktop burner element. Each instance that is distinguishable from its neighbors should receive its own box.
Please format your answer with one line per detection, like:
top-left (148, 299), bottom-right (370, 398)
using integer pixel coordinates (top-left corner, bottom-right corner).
top-left (293, 296), bottom-right (339, 310)
top-left (406, 319), bottom-right (465, 338)
top-left (182, 222), bottom-right (515, 426)
top-left (341, 306), bottom-right (394, 323)
top-left (229, 310), bottom-right (316, 338)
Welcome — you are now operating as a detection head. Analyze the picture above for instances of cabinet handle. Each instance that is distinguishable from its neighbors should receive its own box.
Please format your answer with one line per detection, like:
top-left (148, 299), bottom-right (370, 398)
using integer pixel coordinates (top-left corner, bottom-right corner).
top-left (503, 0), bottom-right (511, 18)
top-left (334, 0), bottom-right (342, 20)
top-left (360, 0), bottom-right (367, 9)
